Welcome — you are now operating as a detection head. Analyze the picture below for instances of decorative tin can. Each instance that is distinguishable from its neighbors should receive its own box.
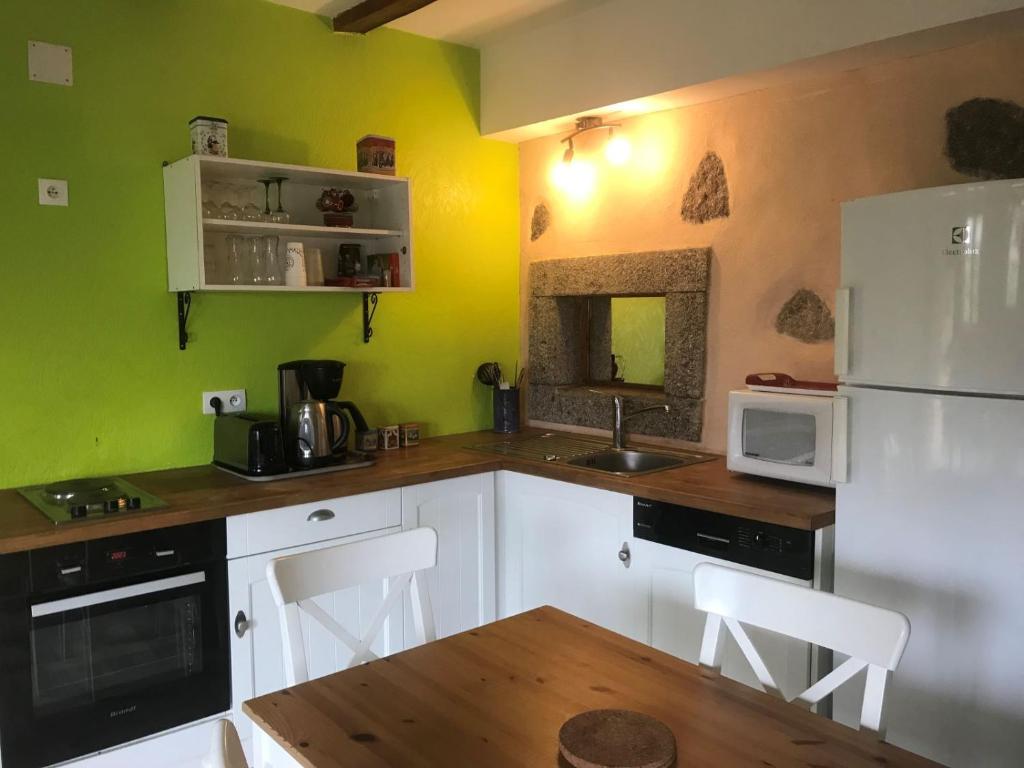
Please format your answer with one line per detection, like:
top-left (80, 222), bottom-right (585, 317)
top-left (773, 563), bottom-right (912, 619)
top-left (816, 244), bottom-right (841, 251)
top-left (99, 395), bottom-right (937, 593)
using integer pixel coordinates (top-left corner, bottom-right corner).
top-left (399, 423), bottom-right (420, 447)
top-left (357, 134), bottom-right (396, 176)
top-left (378, 424), bottom-right (400, 450)
top-left (189, 116), bottom-right (228, 157)
top-left (355, 429), bottom-right (378, 452)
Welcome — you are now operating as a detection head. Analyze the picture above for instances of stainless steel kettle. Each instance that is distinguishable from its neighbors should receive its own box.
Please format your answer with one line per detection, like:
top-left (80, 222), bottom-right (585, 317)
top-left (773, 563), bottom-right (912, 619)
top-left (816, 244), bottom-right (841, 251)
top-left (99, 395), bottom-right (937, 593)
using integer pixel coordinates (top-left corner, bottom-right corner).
top-left (286, 400), bottom-right (349, 468)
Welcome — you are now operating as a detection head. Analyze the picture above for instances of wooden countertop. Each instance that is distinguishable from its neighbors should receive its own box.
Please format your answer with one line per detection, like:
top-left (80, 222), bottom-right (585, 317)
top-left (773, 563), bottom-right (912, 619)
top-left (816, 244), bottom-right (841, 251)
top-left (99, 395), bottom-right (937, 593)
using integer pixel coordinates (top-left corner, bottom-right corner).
top-left (243, 606), bottom-right (940, 768)
top-left (0, 429), bottom-right (834, 554)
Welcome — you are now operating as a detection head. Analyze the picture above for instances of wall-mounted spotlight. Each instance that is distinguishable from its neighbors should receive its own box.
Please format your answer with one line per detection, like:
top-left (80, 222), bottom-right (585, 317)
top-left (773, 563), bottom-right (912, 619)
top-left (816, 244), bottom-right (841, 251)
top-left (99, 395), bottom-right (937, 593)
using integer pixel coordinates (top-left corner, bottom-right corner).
top-left (560, 115), bottom-right (630, 166)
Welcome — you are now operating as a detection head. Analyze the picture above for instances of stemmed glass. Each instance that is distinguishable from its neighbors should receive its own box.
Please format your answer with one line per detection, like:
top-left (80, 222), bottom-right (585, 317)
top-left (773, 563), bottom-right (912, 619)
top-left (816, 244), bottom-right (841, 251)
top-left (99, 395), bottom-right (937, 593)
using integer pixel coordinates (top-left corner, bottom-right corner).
top-left (259, 179), bottom-right (273, 222)
top-left (270, 177), bottom-right (290, 224)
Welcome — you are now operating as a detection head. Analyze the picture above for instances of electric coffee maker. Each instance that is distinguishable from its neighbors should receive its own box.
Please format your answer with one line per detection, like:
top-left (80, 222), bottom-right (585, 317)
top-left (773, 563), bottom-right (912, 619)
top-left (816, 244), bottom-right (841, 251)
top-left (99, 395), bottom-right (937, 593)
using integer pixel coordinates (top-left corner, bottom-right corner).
top-left (213, 359), bottom-right (373, 479)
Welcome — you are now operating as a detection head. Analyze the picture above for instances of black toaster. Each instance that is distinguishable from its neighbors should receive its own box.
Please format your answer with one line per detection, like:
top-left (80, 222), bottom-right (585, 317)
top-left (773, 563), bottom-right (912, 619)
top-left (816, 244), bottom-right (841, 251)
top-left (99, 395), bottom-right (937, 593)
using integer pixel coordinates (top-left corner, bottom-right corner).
top-left (213, 414), bottom-right (288, 477)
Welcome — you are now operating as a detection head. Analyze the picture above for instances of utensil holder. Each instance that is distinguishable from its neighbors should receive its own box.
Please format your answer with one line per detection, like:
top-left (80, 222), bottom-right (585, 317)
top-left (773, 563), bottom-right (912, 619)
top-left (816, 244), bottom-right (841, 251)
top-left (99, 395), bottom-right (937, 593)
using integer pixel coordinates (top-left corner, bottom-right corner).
top-left (492, 388), bottom-right (520, 434)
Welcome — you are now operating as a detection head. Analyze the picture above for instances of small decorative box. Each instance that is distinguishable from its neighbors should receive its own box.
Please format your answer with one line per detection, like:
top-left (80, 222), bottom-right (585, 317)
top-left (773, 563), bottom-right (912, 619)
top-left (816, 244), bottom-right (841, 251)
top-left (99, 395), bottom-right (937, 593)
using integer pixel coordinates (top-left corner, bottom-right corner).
top-left (399, 423), bottom-right (420, 447)
top-left (357, 134), bottom-right (396, 176)
top-left (189, 116), bottom-right (228, 157)
top-left (378, 424), bottom-right (400, 451)
top-left (355, 429), bottom-right (378, 452)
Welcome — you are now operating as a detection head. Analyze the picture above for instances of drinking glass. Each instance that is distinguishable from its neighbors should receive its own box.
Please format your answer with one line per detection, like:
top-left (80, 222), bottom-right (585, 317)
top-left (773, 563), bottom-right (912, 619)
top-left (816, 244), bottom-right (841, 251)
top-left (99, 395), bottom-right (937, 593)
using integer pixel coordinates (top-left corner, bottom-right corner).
top-left (259, 179), bottom-right (273, 221)
top-left (217, 182), bottom-right (241, 221)
top-left (262, 236), bottom-right (281, 285)
top-left (247, 235), bottom-right (265, 285)
top-left (203, 241), bottom-right (219, 284)
top-left (270, 177), bottom-right (290, 224)
top-left (241, 185), bottom-right (264, 222)
top-left (226, 235), bottom-right (245, 284)
top-left (201, 186), bottom-right (217, 219)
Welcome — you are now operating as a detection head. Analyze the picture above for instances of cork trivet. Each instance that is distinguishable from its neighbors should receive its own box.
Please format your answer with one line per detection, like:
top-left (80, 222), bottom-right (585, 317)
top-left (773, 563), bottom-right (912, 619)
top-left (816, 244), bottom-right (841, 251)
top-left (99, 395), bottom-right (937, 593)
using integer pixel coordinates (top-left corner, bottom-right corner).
top-left (558, 709), bottom-right (676, 768)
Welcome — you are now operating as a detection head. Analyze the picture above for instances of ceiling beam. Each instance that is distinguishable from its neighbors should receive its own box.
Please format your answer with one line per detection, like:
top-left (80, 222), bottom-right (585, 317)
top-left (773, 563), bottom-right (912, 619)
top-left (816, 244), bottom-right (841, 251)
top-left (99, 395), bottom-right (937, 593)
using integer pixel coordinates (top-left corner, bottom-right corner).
top-left (333, 0), bottom-right (437, 34)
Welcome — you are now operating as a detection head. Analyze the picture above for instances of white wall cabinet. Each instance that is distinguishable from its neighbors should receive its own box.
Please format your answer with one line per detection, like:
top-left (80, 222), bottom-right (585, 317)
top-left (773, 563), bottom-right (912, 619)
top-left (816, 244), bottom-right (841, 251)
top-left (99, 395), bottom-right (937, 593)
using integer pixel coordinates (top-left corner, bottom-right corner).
top-left (401, 473), bottom-right (496, 639)
top-left (164, 155), bottom-right (413, 294)
top-left (495, 471), bottom-right (650, 643)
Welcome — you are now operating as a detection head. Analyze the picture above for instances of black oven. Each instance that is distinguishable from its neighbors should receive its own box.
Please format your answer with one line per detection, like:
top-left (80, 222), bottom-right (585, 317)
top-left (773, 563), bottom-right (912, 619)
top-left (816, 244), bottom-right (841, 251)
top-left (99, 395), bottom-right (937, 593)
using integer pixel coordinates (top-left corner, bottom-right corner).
top-left (0, 520), bottom-right (230, 768)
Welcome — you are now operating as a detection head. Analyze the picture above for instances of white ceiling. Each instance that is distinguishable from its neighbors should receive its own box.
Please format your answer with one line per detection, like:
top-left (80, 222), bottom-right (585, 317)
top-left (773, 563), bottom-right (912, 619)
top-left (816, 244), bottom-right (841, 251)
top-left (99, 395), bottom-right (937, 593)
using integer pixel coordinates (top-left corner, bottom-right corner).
top-left (269, 0), bottom-right (571, 46)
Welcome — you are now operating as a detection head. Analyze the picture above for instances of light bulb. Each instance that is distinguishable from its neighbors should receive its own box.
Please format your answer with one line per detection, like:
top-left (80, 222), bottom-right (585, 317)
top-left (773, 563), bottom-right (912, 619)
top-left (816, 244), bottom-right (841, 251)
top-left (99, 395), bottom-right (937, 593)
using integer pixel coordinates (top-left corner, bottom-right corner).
top-left (605, 135), bottom-right (631, 166)
top-left (552, 158), bottom-right (596, 201)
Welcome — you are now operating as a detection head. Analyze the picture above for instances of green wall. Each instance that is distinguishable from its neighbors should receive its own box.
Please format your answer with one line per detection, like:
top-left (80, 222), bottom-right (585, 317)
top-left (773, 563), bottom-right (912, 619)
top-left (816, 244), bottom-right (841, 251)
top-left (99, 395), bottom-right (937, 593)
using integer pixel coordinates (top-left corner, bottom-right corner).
top-left (0, 0), bottom-right (519, 487)
top-left (611, 297), bottom-right (666, 386)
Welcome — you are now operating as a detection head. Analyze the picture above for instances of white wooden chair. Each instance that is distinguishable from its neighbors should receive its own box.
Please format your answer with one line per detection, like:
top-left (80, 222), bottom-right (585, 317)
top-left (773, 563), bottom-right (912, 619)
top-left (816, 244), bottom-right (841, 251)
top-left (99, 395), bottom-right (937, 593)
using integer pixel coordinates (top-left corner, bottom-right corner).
top-left (266, 526), bottom-right (438, 686)
top-left (693, 562), bottom-right (910, 737)
top-left (202, 719), bottom-right (247, 768)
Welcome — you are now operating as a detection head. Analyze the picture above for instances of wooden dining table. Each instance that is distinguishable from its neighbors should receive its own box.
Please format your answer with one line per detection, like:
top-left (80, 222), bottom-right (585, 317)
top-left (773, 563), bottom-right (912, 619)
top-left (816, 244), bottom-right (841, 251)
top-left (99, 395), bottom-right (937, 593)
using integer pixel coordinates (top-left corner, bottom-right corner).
top-left (243, 606), bottom-right (945, 768)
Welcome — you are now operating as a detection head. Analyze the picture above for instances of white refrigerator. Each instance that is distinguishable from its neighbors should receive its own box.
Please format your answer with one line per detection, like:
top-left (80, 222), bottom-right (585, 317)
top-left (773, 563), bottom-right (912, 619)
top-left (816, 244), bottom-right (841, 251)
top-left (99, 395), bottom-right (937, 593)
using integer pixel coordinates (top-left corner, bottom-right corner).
top-left (834, 178), bottom-right (1024, 767)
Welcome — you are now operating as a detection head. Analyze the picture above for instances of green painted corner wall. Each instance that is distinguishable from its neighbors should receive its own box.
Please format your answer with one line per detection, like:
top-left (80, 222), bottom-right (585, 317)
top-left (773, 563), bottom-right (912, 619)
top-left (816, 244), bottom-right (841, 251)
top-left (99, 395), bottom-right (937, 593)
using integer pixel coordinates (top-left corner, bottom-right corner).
top-left (0, 0), bottom-right (519, 488)
top-left (611, 297), bottom-right (666, 387)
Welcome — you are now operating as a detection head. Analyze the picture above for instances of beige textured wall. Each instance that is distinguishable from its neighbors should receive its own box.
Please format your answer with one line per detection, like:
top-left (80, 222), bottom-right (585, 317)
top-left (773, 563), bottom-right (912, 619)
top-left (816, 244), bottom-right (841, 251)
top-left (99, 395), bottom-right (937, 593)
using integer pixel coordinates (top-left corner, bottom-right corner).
top-left (519, 32), bottom-right (1024, 452)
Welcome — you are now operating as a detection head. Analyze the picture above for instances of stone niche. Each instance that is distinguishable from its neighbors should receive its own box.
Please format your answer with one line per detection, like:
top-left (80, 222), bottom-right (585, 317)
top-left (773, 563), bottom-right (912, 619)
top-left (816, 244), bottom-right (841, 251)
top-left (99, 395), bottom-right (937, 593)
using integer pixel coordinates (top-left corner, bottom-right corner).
top-left (527, 249), bottom-right (711, 442)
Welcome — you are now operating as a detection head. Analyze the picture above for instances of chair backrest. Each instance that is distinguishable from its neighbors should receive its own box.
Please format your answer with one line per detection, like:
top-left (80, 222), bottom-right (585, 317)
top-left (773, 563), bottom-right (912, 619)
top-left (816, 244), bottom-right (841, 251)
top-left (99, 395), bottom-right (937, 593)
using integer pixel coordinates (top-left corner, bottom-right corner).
top-left (266, 526), bottom-right (438, 686)
top-left (202, 719), bottom-right (247, 768)
top-left (693, 562), bottom-right (910, 737)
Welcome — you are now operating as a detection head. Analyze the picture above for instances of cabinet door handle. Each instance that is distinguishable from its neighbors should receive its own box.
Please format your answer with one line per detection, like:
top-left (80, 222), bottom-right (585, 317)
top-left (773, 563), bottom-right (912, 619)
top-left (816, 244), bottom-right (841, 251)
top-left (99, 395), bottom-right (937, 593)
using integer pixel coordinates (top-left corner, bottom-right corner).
top-left (306, 509), bottom-right (335, 522)
top-left (234, 610), bottom-right (251, 639)
top-left (618, 541), bottom-right (631, 569)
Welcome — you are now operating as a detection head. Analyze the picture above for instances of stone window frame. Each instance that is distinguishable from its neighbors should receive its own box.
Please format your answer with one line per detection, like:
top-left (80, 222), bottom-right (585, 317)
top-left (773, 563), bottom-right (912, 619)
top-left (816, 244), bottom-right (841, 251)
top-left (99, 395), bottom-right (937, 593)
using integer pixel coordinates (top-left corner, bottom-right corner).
top-left (527, 249), bottom-right (711, 442)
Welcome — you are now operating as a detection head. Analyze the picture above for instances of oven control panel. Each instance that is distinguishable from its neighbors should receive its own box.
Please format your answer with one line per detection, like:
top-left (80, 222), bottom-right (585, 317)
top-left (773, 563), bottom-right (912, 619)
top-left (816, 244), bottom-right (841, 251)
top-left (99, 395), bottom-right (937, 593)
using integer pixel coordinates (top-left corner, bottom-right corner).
top-left (25, 520), bottom-right (226, 595)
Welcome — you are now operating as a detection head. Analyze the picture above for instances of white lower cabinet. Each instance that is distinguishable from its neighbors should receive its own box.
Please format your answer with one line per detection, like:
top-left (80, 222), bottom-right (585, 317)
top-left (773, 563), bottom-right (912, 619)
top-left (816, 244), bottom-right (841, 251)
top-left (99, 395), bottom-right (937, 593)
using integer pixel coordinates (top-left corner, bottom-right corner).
top-left (228, 527), bottom-right (405, 748)
top-left (227, 475), bottom-right (496, 752)
top-left (401, 473), bottom-right (496, 638)
top-left (637, 538), bottom-right (813, 700)
top-left (495, 471), bottom-right (650, 643)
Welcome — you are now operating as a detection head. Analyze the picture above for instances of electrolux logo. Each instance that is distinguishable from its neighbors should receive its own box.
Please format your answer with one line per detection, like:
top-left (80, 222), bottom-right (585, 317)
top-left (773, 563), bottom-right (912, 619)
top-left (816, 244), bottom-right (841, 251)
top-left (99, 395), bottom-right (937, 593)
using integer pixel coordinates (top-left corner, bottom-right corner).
top-left (943, 225), bottom-right (979, 256)
top-left (109, 704), bottom-right (137, 718)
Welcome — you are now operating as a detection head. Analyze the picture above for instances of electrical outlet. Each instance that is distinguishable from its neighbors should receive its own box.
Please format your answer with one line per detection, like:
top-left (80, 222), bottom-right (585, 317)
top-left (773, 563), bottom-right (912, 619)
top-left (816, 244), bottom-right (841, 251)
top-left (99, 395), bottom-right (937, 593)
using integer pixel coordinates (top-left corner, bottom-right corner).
top-left (28, 41), bottom-right (72, 86)
top-left (202, 389), bottom-right (246, 415)
top-left (38, 178), bottom-right (68, 206)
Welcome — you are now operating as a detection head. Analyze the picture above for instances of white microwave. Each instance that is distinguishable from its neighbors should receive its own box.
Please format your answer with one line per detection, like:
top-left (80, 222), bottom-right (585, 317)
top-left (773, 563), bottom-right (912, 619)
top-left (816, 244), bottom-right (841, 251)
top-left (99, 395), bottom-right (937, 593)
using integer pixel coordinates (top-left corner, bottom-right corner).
top-left (727, 389), bottom-right (847, 487)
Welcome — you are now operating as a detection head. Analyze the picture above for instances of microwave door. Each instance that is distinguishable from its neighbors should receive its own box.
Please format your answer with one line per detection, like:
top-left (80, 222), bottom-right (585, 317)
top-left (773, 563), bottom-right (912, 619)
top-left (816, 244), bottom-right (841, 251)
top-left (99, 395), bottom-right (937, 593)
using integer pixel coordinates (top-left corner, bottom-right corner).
top-left (742, 409), bottom-right (817, 466)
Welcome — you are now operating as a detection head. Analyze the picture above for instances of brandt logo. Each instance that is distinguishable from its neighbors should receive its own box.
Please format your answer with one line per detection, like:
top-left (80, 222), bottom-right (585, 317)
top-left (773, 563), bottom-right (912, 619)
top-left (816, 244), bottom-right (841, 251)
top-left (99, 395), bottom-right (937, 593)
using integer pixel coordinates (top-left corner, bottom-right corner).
top-left (951, 225), bottom-right (971, 245)
top-left (109, 705), bottom-right (137, 719)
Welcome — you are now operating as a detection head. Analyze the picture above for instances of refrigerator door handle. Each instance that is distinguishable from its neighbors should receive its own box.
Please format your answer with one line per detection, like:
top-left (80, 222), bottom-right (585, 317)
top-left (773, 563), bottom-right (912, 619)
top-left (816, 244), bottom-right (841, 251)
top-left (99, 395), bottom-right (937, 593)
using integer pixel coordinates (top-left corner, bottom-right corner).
top-left (834, 288), bottom-right (850, 376)
top-left (831, 396), bottom-right (849, 484)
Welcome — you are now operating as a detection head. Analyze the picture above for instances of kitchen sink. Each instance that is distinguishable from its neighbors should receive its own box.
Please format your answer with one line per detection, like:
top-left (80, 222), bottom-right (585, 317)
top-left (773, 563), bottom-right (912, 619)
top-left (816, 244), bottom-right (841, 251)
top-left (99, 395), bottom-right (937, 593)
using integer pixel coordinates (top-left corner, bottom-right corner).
top-left (468, 434), bottom-right (715, 477)
top-left (567, 449), bottom-right (709, 476)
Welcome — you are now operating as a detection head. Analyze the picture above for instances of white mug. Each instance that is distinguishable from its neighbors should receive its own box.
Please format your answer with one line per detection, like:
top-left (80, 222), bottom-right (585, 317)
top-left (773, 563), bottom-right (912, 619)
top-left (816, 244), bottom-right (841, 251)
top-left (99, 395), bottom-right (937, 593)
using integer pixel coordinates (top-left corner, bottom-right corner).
top-left (305, 247), bottom-right (325, 286)
top-left (284, 242), bottom-right (307, 287)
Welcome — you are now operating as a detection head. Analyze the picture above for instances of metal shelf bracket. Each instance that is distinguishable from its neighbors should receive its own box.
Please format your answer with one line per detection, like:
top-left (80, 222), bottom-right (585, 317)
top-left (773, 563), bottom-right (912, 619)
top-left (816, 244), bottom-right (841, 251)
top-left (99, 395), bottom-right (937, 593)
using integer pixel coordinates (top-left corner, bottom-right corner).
top-left (362, 292), bottom-right (379, 343)
top-left (177, 291), bottom-right (192, 350)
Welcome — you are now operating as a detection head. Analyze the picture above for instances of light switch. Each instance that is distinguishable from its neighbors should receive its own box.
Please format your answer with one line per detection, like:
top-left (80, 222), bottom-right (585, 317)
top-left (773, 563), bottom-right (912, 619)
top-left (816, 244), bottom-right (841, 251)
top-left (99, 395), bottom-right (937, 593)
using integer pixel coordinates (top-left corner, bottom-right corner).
top-left (38, 179), bottom-right (69, 206)
top-left (28, 41), bottom-right (72, 86)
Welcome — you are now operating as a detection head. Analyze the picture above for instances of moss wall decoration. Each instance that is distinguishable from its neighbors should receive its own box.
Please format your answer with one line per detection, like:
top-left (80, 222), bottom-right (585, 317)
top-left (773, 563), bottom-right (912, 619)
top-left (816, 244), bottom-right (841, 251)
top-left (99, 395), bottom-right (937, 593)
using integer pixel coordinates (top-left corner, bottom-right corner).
top-left (775, 289), bottom-right (834, 343)
top-left (680, 152), bottom-right (730, 223)
top-left (945, 97), bottom-right (1024, 179)
top-left (530, 202), bottom-right (551, 241)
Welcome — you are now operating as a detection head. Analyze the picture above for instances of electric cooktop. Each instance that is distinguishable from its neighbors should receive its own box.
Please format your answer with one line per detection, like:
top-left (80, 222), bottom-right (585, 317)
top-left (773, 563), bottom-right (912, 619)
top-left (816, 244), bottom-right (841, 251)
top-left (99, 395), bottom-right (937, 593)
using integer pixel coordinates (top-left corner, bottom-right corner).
top-left (18, 476), bottom-right (167, 526)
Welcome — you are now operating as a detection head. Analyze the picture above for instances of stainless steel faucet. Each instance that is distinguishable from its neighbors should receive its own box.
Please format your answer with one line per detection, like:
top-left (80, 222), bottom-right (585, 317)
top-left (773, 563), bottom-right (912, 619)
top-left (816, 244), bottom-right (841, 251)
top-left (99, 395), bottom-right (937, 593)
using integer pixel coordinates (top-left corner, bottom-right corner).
top-left (610, 395), bottom-right (670, 450)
